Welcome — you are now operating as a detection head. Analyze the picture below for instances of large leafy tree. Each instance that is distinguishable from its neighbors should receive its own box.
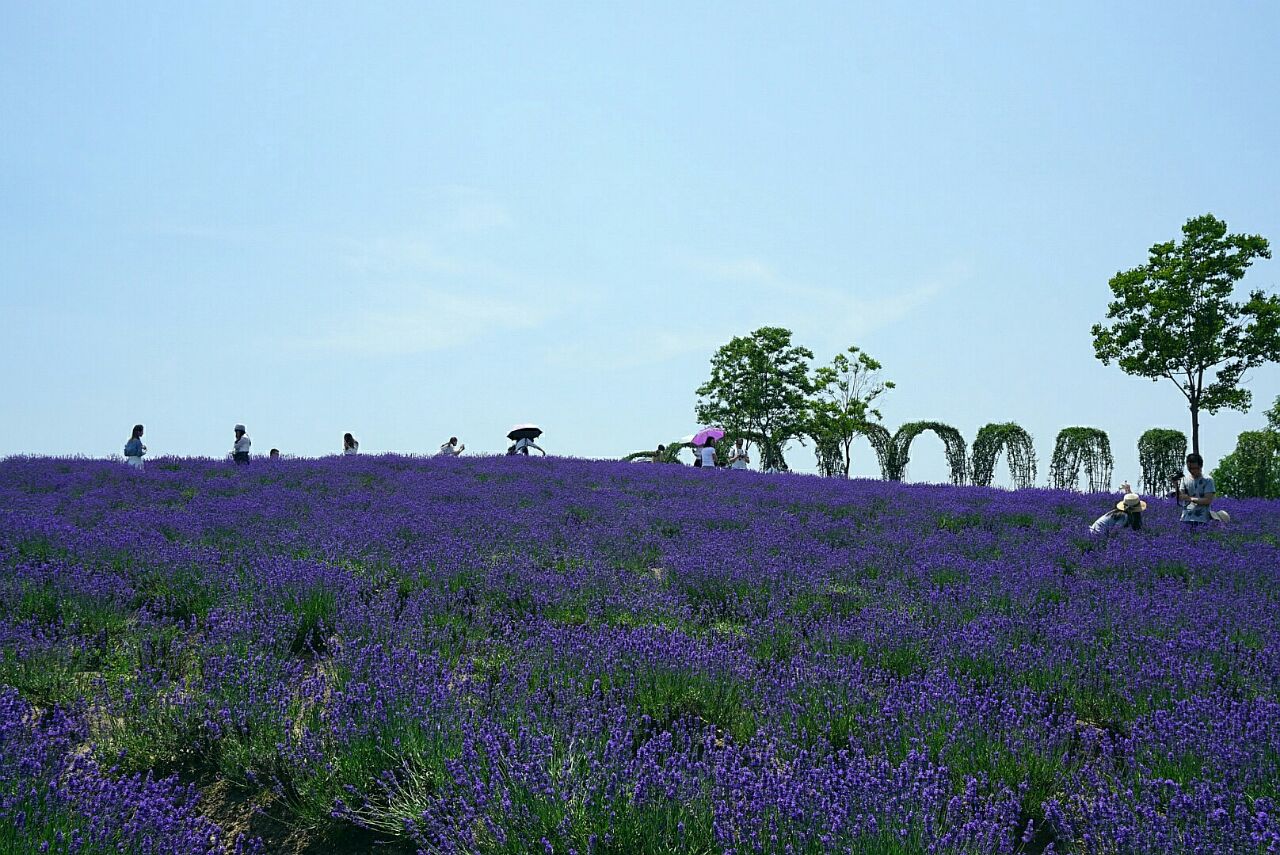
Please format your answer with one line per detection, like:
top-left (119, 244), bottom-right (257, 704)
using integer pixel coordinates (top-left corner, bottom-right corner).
top-left (695, 327), bottom-right (814, 471)
top-left (808, 346), bottom-right (894, 477)
top-left (1214, 396), bottom-right (1280, 498)
top-left (1091, 213), bottom-right (1280, 454)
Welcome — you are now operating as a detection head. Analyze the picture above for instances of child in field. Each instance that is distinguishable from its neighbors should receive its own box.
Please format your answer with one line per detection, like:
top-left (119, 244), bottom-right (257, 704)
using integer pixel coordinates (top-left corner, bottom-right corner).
top-left (1089, 482), bottom-right (1145, 536)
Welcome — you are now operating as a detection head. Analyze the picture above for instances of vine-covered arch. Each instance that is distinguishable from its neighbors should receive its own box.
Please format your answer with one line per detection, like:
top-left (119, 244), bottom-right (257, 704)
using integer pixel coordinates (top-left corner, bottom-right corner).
top-left (623, 442), bottom-right (693, 463)
top-left (970, 422), bottom-right (1037, 489)
top-left (1049, 427), bottom-right (1113, 492)
top-left (814, 435), bottom-right (844, 478)
top-left (855, 422), bottom-right (895, 480)
top-left (887, 421), bottom-right (967, 485)
top-left (1138, 429), bottom-right (1187, 495)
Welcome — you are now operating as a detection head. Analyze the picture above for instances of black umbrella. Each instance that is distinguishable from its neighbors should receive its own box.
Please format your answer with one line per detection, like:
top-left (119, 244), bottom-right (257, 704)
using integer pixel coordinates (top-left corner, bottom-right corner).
top-left (507, 424), bottom-right (543, 441)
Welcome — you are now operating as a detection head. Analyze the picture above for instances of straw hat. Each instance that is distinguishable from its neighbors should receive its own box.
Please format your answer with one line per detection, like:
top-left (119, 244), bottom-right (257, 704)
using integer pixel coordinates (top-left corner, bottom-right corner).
top-left (1210, 509), bottom-right (1231, 523)
top-left (1115, 493), bottom-right (1147, 513)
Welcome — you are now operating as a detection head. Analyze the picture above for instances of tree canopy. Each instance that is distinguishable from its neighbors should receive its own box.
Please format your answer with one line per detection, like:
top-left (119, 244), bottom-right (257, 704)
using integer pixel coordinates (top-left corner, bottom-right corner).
top-left (808, 346), bottom-right (894, 477)
top-left (1091, 213), bottom-right (1279, 453)
top-left (695, 327), bottom-right (814, 472)
top-left (1213, 396), bottom-right (1280, 498)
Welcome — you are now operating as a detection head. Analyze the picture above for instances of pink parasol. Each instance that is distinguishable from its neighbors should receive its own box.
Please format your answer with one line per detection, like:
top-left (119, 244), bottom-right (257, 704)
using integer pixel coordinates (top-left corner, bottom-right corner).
top-left (692, 427), bottom-right (726, 447)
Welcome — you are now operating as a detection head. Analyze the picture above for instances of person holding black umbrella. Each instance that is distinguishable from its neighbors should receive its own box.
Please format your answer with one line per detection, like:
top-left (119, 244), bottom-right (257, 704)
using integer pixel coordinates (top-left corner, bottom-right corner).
top-left (507, 424), bottom-right (546, 456)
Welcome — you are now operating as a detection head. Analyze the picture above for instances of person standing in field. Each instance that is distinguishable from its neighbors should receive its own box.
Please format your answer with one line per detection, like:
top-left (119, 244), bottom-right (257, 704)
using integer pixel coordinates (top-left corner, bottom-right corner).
top-left (699, 441), bottom-right (717, 469)
top-left (232, 424), bottom-right (252, 465)
top-left (343, 433), bottom-right (359, 455)
top-left (1176, 453), bottom-right (1215, 525)
top-left (269, 448), bottom-right (281, 459)
top-left (124, 424), bottom-right (146, 469)
top-left (439, 437), bottom-right (465, 456)
top-left (728, 438), bottom-right (750, 470)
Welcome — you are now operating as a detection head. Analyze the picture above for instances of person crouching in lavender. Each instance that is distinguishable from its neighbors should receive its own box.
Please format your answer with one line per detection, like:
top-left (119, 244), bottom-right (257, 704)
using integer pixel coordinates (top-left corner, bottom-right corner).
top-left (1089, 482), bottom-right (1145, 537)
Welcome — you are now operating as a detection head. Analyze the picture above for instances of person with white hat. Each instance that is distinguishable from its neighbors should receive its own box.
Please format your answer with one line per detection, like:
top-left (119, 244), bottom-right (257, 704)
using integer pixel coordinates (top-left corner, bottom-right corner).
top-left (1089, 482), bottom-right (1146, 536)
top-left (232, 424), bottom-right (252, 465)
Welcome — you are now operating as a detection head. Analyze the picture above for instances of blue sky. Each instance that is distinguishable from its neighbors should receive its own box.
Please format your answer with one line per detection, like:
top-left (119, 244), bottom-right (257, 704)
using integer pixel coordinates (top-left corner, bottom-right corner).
top-left (2, 2), bottom-right (1278, 485)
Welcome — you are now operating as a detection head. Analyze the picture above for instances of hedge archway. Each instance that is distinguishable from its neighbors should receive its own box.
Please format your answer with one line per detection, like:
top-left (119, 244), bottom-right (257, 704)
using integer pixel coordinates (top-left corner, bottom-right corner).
top-left (623, 442), bottom-right (693, 463)
top-left (815, 435), bottom-right (844, 477)
top-left (1138, 429), bottom-right (1187, 495)
top-left (887, 421), bottom-right (967, 485)
top-left (855, 422), bottom-right (895, 480)
top-left (1049, 427), bottom-right (1113, 492)
top-left (970, 422), bottom-right (1037, 489)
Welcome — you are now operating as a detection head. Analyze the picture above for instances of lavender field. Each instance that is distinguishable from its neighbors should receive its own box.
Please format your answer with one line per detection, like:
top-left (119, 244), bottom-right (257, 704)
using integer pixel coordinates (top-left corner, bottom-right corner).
top-left (1, 455), bottom-right (1278, 854)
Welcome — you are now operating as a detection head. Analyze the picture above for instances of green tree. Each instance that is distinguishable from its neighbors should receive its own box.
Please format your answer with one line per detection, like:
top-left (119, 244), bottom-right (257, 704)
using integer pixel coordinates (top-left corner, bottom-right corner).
top-left (695, 327), bottom-right (814, 472)
top-left (1213, 396), bottom-right (1280, 498)
top-left (807, 346), bottom-right (894, 477)
top-left (1091, 213), bottom-right (1280, 454)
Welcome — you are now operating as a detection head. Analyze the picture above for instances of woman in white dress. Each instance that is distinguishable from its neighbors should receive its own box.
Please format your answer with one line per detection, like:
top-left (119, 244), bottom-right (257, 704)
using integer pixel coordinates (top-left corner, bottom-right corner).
top-left (343, 433), bottom-right (359, 455)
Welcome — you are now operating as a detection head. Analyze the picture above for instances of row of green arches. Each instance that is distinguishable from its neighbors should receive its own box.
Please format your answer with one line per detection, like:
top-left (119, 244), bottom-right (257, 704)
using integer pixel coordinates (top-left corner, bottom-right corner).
top-left (626, 426), bottom-right (1187, 493)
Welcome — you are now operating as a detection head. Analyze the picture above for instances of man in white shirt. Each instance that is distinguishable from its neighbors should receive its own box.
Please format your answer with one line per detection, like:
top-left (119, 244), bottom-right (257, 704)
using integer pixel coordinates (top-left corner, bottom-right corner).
top-left (232, 424), bottom-right (252, 464)
top-left (439, 437), bottom-right (465, 456)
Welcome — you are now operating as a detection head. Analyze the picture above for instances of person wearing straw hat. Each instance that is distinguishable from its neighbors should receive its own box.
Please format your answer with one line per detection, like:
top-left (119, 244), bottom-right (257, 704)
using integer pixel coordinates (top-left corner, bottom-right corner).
top-left (1089, 481), bottom-right (1146, 536)
top-left (231, 424), bottom-right (252, 465)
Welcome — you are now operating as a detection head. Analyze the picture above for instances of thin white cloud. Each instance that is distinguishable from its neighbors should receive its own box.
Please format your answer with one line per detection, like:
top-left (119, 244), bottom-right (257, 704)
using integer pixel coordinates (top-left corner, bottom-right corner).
top-left (305, 289), bottom-right (546, 356)
top-left (681, 255), bottom-right (967, 340)
top-left (688, 257), bottom-right (778, 283)
top-left (543, 329), bottom-right (720, 371)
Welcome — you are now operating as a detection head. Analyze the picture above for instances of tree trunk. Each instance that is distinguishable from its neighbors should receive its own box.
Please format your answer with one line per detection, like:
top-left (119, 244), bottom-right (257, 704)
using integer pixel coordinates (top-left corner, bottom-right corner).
top-left (1190, 403), bottom-right (1200, 456)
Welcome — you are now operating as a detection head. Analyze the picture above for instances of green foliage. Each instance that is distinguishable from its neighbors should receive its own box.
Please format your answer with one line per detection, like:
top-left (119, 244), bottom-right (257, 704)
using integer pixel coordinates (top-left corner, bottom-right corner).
top-left (1215, 435), bottom-right (1280, 498)
top-left (696, 327), bottom-right (815, 472)
top-left (807, 346), bottom-right (895, 477)
top-left (886, 422), bottom-right (967, 485)
top-left (1049, 427), bottom-right (1113, 492)
top-left (969, 422), bottom-right (1037, 489)
top-left (623, 442), bottom-right (695, 464)
top-left (1091, 213), bottom-right (1279, 452)
top-left (1137, 428), bottom-right (1188, 495)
